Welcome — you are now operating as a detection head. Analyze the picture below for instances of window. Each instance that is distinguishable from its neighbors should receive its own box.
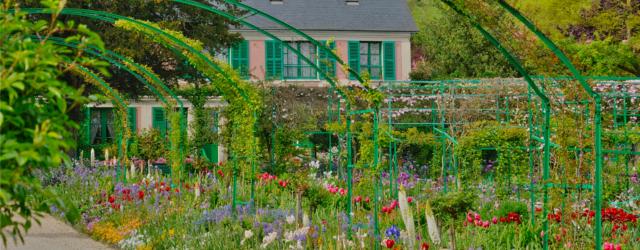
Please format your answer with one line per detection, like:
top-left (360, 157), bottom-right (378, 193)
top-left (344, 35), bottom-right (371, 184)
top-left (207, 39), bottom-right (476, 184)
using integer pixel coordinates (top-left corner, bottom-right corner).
top-left (209, 109), bottom-right (220, 133)
top-left (90, 108), bottom-right (114, 145)
top-left (229, 40), bottom-right (249, 79)
top-left (359, 42), bottom-right (382, 80)
top-left (283, 41), bottom-right (317, 79)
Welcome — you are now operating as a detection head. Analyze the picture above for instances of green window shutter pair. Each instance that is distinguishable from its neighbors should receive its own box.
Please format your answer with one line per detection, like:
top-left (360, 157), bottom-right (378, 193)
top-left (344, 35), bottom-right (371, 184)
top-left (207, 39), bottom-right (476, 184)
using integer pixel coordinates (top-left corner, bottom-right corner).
top-left (265, 40), bottom-right (283, 80)
top-left (152, 107), bottom-right (167, 135)
top-left (383, 41), bottom-right (396, 81)
top-left (318, 40), bottom-right (336, 78)
top-left (127, 107), bottom-right (137, 135)
top-left (348, 41), bottom-right (360, 80)
top-left (230, 40), bottom-right (249, 79)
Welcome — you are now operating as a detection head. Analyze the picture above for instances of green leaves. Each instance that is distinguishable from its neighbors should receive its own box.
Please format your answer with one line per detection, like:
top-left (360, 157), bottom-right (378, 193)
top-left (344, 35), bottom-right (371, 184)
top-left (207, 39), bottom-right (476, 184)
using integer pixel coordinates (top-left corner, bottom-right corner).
top-left (0, 2), bottom-right (107, 245)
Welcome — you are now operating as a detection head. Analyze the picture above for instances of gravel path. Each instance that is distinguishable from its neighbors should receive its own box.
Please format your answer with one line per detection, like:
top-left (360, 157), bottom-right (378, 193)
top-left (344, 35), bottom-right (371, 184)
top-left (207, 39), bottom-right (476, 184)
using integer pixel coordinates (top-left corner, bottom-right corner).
top-left (2, 215), bottom-right (112, 250)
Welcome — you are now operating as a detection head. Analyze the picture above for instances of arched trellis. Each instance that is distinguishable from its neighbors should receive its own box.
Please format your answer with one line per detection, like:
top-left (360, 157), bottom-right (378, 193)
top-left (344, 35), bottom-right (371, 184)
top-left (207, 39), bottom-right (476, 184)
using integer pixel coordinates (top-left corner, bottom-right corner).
top-left (39, 36), bottom-right (190, 184)
top-left (19, 6), bottom-right (376, 214)
top-left (20, 2), bottom-right (382, 241)
top-left (493, 2), bottom-right (604, 248)
top-left (69, 63), bottom-right (131, 180)
top-left (436, 1), bottom-right (553, 248)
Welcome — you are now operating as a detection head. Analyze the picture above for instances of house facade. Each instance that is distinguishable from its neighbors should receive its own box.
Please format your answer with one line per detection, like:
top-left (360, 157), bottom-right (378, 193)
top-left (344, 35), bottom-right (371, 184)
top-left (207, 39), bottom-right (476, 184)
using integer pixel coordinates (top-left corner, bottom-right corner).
top-left (224, 0), bottom-right (418, 84)
top-left (82, 0), bottom-right (417, 162)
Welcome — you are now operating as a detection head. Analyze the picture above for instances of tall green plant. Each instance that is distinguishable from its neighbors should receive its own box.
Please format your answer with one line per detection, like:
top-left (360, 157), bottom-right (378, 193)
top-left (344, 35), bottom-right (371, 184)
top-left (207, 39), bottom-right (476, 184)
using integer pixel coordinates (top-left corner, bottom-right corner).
top-left (0, 0), bottom-right (108, 245)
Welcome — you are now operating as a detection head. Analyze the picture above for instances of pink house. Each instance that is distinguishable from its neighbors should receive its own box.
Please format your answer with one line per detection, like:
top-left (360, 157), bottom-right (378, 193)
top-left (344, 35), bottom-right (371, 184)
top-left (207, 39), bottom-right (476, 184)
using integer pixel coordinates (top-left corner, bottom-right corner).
top-left (224, 0), bottom-right (418, 84)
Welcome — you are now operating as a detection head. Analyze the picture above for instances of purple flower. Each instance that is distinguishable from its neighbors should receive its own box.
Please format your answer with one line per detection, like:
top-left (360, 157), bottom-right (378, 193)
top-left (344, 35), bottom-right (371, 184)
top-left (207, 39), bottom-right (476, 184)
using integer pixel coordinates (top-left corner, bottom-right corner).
top-left (385, 225), bottom-right (400, 239)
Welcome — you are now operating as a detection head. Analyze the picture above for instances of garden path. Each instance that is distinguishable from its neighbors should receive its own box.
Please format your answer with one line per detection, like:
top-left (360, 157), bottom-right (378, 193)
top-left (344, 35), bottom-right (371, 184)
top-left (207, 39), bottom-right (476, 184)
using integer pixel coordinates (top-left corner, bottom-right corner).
top-left (2, 215), bottom-right (112, 250)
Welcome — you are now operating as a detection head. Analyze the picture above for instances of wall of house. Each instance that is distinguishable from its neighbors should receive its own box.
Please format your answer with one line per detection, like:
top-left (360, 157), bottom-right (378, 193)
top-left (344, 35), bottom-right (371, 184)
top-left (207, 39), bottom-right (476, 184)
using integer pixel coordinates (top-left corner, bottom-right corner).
top-left (236, 30), bottom-right (414, 84)
top-left (88, 97), bottom-right (226, 163)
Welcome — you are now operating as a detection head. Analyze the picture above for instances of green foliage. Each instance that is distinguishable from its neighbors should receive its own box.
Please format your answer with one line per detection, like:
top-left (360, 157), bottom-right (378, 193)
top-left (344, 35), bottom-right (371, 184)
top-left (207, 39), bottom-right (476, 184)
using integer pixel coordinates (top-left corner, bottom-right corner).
top-left (408, 0), bottom-right (517, 80)
top-left (455, 121), bottom-right (528, 183)
top-left (0, 0), bottom-right (107, 245)
top-left (175, 85), bottom-right (221, 157)
top-left (18, 0), bottom-right (245, 95)
top-left (409, 0), bottom-right (639, 78)
top-left (137, 129), bottom-right (167, 161)
top-left (430, 190), bottom-right (477, 221)
top-left (115, 18), bottom-right (262, 176)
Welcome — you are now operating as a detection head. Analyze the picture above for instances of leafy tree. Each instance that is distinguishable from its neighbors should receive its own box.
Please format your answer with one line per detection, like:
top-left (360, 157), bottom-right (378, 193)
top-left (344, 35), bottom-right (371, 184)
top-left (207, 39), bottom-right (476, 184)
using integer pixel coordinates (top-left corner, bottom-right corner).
top-left (409, 0), bottom-right (518, 80)
top-left (0, 0), bottom-right (107, 245)
top-left (18, 0), bottom-right (245, 96)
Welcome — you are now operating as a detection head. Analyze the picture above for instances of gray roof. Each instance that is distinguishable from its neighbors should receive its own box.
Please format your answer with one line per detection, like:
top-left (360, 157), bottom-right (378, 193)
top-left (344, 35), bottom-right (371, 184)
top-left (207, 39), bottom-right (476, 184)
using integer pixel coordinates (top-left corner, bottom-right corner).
top-left (237, 0), bottom-right (418, 32)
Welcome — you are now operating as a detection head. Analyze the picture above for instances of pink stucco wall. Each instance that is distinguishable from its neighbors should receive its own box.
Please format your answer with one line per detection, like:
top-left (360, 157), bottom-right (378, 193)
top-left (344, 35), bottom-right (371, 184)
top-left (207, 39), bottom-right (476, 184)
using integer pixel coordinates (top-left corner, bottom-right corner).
top-left (335, 40), bottom-right (349, 81)
top-left (249, 40), bottom-right (265, 80)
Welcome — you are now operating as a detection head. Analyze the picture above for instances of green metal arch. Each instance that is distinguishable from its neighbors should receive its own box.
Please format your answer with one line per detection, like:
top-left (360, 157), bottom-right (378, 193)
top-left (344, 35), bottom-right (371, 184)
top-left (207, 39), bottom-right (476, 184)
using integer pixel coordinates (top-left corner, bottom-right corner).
top-left (42, 36), bottom-right (172, 106)
top-left (437, 1), bottom-right (553, 244)
top-left (494, 1), bottom-right (604, 248)
top-left (73, 64), bottom-right (128, 109)
top-left (20, 7), bottom-right (246, 103)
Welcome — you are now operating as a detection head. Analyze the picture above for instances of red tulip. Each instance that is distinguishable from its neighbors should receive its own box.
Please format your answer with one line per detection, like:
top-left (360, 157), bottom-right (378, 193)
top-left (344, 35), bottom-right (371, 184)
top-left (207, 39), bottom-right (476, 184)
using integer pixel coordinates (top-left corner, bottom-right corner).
top-left (137, 190), bottom-right (144, 200)
top-left (382, 206), bottom-right (389, 213)
top-left (385, 239), bottom-right (395, 248)
top-left (108, 195), bottom-right (116, 204)
top-left (407, 197), bottom-right (413, 203)
top-left (492, 217), bottom-right (498, 224)
top-left (421, 242), bottom-right (429, 250)
top-left (278, 180), bottom-right (287, 188)
top-left (365, 197), bottom-right (370, 203)
top-left (354, 196), bottom-right (362, 203)
top-left (217, 169), bottom-right (224, 177)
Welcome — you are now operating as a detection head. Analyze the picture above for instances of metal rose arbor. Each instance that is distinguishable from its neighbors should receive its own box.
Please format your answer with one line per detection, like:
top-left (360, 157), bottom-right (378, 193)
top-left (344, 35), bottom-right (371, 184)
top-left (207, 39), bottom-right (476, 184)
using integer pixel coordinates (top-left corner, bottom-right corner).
top-left (10, 1), bottom-right (639, 249)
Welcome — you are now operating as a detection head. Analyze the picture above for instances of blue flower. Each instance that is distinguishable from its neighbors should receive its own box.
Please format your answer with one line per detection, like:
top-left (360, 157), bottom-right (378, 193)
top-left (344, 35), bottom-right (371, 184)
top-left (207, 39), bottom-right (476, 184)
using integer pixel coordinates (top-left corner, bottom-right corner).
top-left (385, 225), bottom-right (400, 239)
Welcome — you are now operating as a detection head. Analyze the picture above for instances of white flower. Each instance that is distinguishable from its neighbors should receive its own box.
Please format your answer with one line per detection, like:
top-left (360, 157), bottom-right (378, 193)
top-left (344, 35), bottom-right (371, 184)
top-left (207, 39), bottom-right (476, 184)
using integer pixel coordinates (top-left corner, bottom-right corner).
top-left (260, 232), bottom-right (278, 249)
top-left (240, 230), bottom-right (253, 245)
top-left (286, 215), bottom-right (296, 224)
top-left (309, 160), bottom-right (320, 169)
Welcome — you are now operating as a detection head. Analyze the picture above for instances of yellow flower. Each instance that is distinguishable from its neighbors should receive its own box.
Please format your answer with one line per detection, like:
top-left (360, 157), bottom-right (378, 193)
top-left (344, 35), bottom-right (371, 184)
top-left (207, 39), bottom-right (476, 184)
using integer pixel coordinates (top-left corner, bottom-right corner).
top-left (169, 228), bottom-right (175, 237)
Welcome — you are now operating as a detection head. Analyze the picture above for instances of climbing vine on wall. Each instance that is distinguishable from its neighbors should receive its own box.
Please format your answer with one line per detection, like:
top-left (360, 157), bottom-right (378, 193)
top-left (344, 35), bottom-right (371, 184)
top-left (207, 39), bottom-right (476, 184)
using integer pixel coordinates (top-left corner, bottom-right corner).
top-left (455, 121), bottom-right (528, 184)
top-left (115, 19), bottom-right (261, 175)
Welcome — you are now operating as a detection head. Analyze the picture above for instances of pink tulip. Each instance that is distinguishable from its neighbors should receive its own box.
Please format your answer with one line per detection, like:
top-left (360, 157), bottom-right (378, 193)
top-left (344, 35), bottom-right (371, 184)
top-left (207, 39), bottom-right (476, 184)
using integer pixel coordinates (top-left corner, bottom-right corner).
top-left (492, 217), bottom-right (498, 224)
top-left (604, 242), bottom-right (614, 250)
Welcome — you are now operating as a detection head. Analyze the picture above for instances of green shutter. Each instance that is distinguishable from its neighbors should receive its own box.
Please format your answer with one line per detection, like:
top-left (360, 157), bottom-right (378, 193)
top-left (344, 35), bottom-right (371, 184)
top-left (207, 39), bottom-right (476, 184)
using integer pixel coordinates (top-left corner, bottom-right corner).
top-left (318, 40), bottom-right (336, 78)
top-left (82, 107), bottom-right (91, 145)
top-left (203, 143), bottom-right (218, 163)
top-left (127, 107), bottom-right (137, 135)
top-left (265, 40), bottom-right (282, 80)
top-left (383, 41), bottom-right (396, 80)
top-left (230, 40), bottom-right (249, 79)
top-left (348, 41), bottom-right (360, 80)
top-left (152, 107), bottom-right (166, 135)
